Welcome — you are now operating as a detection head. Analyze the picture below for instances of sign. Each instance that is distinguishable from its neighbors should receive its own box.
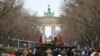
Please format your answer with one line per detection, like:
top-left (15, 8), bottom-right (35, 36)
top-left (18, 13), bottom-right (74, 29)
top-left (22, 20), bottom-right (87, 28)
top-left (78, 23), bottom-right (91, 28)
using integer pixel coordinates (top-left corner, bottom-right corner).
top-left (45, 35), bottom-right (52, 41)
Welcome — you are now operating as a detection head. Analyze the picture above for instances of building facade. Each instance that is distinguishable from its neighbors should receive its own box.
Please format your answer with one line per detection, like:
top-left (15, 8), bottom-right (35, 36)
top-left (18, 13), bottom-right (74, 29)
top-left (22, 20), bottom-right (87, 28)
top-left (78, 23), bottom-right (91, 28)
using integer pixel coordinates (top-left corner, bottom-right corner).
top-left (37, 5), bottom-right (61, 44)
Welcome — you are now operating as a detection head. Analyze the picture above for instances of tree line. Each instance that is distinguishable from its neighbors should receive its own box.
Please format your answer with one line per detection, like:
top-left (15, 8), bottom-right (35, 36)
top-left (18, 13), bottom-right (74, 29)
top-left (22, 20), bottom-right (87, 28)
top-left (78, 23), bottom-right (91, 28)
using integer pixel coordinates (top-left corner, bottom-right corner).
top-left (0, 0), bottom-right (41, 46)
top-left (60, 0), bottom-right (100, 48)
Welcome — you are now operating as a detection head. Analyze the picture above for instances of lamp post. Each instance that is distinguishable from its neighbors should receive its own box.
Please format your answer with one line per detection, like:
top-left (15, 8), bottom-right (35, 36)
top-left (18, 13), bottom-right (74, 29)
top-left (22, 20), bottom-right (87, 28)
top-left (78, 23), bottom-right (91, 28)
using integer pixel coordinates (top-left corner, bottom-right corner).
top-left (18, 41), bottom-right (19, 48)
top-left (7, 36), bottom-right (10, 47)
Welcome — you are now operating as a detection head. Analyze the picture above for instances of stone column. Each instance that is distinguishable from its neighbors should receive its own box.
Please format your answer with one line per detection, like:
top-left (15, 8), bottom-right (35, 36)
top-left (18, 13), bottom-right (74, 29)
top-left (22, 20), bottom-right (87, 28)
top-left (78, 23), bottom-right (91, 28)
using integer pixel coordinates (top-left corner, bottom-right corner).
top-left (52, 25), bottom-right (55, 40)
top-left (42, 26), bottom-right (45, 44)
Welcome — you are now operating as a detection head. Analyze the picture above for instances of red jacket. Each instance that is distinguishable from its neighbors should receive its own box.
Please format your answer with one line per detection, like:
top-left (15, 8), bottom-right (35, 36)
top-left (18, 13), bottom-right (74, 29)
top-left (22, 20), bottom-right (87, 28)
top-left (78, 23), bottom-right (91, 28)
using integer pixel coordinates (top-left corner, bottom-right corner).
top-left (11, 52), bottom-right (16, 56)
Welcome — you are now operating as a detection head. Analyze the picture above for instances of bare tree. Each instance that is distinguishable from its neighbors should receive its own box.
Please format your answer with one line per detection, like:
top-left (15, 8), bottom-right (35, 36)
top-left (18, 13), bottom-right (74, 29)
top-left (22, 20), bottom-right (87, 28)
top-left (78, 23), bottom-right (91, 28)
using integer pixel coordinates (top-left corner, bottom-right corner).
top-left (60, 0), bottom-right (100, 48)
top-left (0, 0), bottom-right (41, 47)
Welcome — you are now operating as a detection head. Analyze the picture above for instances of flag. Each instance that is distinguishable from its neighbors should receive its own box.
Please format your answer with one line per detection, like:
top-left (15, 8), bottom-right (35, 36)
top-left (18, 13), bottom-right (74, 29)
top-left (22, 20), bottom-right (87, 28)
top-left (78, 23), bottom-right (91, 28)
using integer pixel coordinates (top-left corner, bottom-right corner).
top-left (54, 37), bottom-right (58, 41)
top-left (39, 36), bottom-right (42, 44)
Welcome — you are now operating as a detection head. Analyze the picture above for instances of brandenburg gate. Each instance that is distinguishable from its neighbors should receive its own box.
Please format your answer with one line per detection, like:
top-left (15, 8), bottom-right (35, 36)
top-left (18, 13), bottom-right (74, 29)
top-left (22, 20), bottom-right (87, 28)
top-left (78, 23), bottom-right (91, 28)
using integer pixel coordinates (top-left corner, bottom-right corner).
top-left (37, 5), bottom-right (61, 44)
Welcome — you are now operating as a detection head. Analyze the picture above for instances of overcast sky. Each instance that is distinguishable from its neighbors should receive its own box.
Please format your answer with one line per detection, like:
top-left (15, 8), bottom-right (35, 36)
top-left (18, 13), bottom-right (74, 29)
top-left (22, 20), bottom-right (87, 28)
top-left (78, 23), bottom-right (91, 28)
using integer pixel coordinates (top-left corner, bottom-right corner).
top-left (24, 0), bottom-right (62, 16)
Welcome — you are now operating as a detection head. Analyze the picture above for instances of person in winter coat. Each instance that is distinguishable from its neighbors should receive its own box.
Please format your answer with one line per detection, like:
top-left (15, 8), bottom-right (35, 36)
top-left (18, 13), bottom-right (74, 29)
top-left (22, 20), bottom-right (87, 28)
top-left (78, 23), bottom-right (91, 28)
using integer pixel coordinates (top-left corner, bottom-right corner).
top-left (94, 49), bottom-right (100, 56)
top-left (22, 49), bottom-right (29, 56)
top-left (46, 48), bottom-right (52, 56)
top-left (34, 48), bottom-right (42, 56)
top-left (53, 48), bottom-right (61, 56)
top-left (11, 51), bottom-right (16, 56)
top-left (80, 50), bottom-right (89, 56)
top-left (67, 48), bottom-right (74, 56)
top-left (27, 49), bottom-right (33, 56)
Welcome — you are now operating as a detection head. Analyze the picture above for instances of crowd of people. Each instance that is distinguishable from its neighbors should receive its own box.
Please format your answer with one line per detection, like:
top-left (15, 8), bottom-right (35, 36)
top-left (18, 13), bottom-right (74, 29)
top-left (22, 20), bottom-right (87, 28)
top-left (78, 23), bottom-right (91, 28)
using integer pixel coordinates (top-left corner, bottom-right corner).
top-left (14, 47), bottom-right (100, 56)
